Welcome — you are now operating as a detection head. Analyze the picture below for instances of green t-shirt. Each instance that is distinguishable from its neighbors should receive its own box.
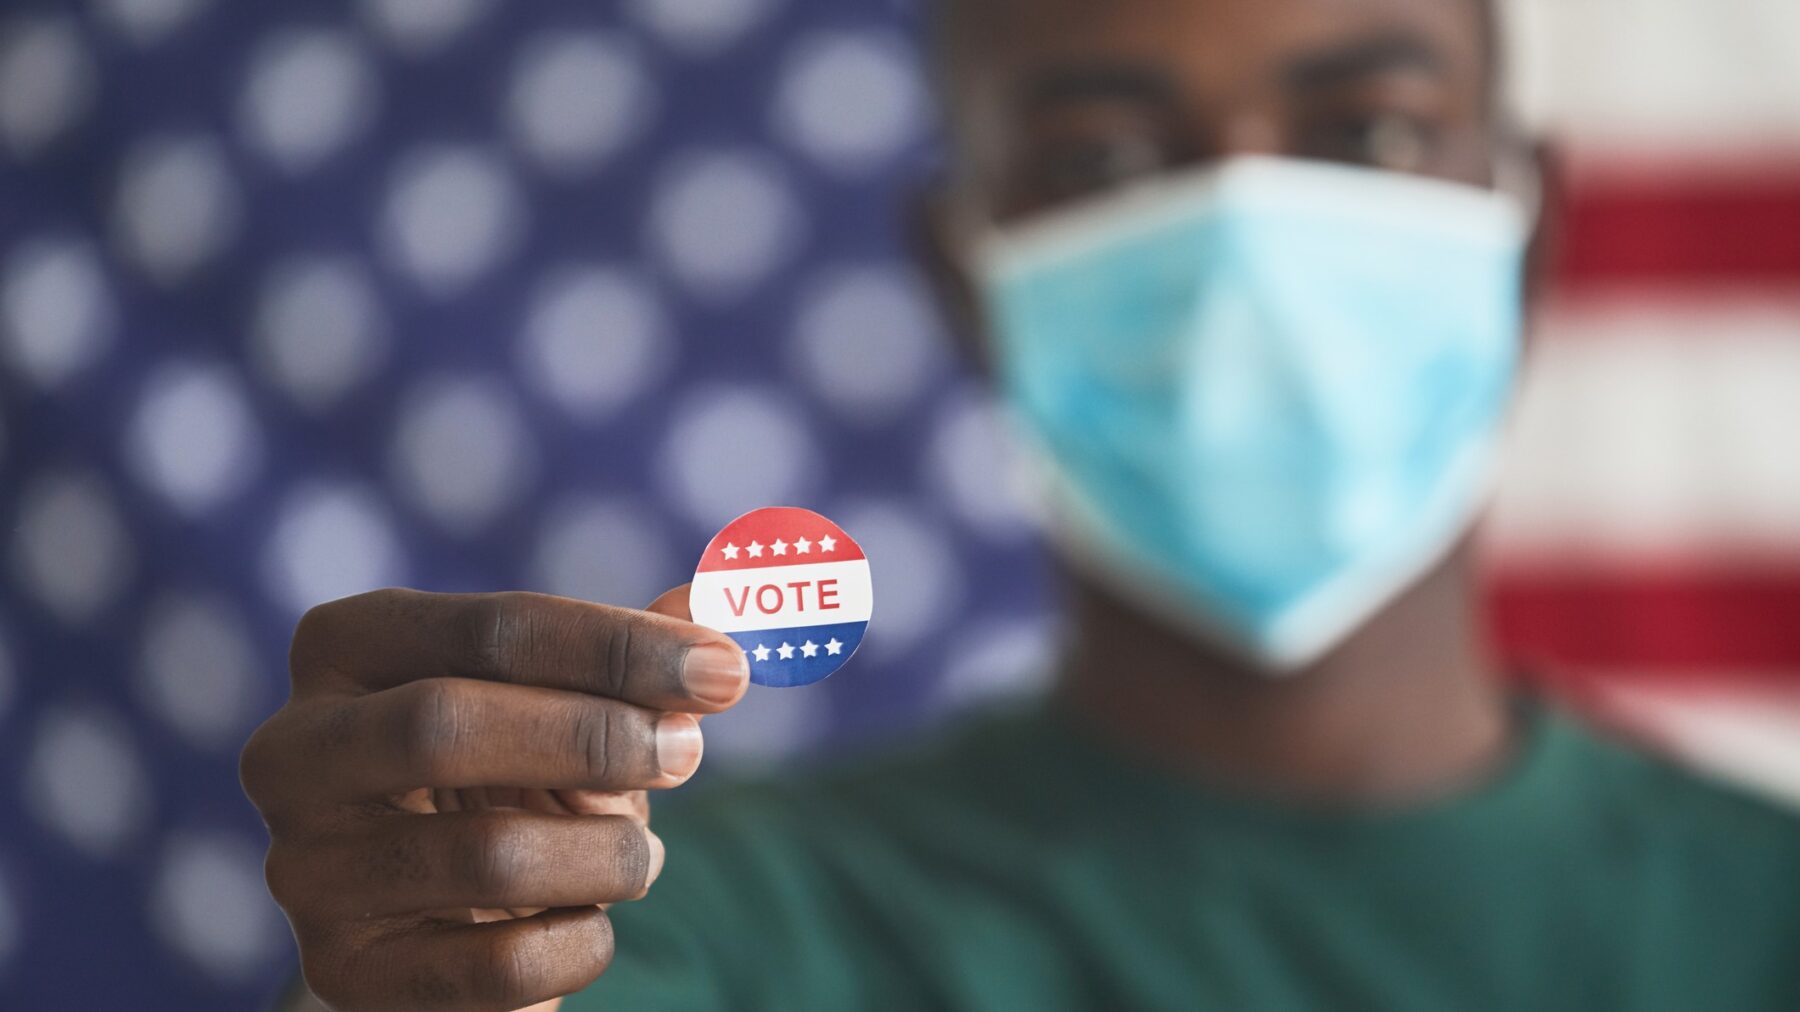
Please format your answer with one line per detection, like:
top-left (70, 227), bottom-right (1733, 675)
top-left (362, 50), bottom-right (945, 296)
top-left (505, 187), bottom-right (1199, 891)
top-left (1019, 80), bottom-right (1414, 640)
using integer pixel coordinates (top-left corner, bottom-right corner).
top-left (571, 702), bottom-right (1800, 1011)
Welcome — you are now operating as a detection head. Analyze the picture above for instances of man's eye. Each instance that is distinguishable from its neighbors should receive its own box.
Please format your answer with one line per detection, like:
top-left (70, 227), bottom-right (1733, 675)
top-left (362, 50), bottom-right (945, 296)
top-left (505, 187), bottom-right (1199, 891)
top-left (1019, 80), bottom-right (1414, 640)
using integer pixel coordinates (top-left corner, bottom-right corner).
top-left (1304, 113), bottom-right (1441, 173)
top-left (1034, 135), bottom-right (1169, 200)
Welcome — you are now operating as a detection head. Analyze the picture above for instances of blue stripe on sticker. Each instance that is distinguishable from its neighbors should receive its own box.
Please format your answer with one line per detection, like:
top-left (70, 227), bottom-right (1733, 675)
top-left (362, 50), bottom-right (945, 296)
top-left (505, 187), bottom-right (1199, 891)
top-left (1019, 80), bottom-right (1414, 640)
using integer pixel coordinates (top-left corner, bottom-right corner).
top-left (725, 620), bottom-right (869, 688)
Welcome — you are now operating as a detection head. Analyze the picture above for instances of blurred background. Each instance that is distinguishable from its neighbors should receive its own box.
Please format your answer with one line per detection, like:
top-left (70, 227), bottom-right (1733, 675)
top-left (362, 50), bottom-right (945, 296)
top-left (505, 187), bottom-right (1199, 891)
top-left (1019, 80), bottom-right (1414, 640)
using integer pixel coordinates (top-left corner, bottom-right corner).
top-left (0, 0), bottom-right (1796, 1007)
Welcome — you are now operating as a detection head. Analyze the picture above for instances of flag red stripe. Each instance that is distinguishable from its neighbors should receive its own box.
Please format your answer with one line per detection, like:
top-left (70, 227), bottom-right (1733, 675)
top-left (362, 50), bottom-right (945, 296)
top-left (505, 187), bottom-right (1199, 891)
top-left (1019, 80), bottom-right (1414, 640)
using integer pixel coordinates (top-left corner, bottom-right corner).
top-left (1551, 170), bottom-right (1800, 290)
top-left (1487, 570), bottom-right (1800, 678)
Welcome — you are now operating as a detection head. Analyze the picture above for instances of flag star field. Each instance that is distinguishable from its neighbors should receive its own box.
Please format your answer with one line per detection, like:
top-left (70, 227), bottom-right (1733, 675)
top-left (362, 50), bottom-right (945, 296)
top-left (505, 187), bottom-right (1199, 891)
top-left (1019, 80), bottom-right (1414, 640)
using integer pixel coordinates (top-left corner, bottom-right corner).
top-left (0, 2), bottom-right (1054, 1007)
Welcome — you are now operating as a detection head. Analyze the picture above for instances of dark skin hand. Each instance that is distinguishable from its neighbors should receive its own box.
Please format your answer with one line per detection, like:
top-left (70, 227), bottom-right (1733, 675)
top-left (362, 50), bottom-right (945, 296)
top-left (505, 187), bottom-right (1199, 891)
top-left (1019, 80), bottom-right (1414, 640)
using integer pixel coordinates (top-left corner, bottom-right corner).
top-left (249, 0), bottom-right (1536, 1008)
top-left (241, 587), bottom-right (746, 1011)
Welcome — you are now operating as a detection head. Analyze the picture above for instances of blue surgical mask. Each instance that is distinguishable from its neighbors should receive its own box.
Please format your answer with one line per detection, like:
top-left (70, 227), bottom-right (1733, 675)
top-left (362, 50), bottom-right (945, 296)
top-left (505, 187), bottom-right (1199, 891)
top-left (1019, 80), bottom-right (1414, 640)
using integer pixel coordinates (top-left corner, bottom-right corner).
top-left (976, 156), bottom-right (1530, 671)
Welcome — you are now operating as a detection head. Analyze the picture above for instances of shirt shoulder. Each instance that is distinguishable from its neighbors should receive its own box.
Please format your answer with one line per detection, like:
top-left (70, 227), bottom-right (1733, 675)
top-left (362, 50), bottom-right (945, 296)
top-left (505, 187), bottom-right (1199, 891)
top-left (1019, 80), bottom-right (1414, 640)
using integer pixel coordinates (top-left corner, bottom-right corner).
top-left (1548, 711), bottom-right (1800, 853)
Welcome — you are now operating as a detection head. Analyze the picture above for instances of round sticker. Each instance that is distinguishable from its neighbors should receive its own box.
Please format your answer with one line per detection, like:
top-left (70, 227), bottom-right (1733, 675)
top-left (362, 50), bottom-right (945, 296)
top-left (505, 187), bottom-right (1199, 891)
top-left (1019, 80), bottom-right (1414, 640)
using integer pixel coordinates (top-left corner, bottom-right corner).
top-left (690, 506), bottom-right (872, 688)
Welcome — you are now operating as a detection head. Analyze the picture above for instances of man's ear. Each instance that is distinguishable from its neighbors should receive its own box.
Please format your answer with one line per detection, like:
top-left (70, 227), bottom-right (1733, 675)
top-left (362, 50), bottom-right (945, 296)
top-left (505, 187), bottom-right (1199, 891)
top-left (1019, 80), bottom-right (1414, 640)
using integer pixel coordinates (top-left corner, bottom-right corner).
top-left (905, 176), bottom-right (994, 378)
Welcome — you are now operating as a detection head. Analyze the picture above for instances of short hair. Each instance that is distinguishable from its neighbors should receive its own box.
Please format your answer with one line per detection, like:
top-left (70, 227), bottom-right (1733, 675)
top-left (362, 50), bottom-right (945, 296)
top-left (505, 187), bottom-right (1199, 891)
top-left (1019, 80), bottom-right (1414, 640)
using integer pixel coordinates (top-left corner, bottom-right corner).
top-left (927, 0), bottom-right (1509, 118)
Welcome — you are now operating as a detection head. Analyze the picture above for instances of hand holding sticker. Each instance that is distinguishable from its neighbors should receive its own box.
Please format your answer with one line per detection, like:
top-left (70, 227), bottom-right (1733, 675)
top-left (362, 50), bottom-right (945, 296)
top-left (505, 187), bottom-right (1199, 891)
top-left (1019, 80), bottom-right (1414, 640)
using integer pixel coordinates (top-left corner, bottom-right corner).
top-left (690, 507), bottom-right (872, 687)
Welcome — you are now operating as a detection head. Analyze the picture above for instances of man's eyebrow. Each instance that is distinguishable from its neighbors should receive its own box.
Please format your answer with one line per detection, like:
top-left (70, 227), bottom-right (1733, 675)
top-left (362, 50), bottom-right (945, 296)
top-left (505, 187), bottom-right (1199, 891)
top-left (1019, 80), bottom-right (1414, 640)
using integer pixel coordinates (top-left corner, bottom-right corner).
top-left (1019, 63), bottom-right (1180, 113)
top-left (1283, 33), bottom-right (1447, 91)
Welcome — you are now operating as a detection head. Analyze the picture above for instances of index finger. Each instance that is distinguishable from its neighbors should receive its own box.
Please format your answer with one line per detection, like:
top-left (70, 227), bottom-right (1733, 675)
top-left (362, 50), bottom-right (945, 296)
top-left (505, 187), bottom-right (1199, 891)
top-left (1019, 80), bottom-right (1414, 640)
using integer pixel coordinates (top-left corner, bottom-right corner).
top-left (290, 588), bottom-right (748, 713)
top-left (645, 583), bottom-right (693, 622)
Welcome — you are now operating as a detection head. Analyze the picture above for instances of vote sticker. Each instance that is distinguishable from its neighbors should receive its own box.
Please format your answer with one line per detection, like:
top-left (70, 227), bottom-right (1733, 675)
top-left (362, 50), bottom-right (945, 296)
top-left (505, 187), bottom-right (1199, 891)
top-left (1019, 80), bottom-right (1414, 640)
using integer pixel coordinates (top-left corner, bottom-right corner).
top-left (690, 507), bottom-right (872, 688)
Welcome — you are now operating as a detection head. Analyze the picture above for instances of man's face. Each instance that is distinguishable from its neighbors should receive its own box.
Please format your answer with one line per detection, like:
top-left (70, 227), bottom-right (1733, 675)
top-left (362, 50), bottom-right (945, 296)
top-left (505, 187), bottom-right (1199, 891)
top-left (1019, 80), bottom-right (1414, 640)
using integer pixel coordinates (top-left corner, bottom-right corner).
top-left (945, 0), bottom-right (1498, 223)
top-left (924, 0), bottom-right (1526, 668)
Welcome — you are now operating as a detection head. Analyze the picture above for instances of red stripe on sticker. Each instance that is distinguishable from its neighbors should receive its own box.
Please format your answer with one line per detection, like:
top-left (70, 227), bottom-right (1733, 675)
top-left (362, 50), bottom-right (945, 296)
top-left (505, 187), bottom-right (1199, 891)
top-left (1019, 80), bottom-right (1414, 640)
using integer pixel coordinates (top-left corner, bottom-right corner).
top-left (1488, 569), bottom-right (1800, 678)
top-left (1552, 169), bottom-right (1800, 291)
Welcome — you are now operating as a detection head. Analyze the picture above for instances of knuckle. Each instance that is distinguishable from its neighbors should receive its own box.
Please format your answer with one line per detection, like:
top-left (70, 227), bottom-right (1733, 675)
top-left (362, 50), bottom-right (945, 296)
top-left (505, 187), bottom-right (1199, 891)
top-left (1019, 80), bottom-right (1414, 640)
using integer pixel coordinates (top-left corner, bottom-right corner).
top-left (291, 588), bottom-right (413, 684)
top-left (298, 956), bottom-right (357, 1012)
top-left (395, 680), bottom-right (466, 785)
top-left (238, 711), bottom-right (321, 821)
top-left (244, 702), bottom-right (365, 822)
top-left (597, 609), bottom-right (681, 701)
top-left (469, 592), bottom-right (521, 681)
top-left (290, 594), bottom-right (361, 678)
top-left (360, 823), bottom-right (430, 895)
top-left (475, 932), bottom-right (541, 1008)
top-left (597, 616), bottom-right (634, 698)
top-left (403, 967), bottom-right (464, 1010)
top-left (571, 703), bottom-right (615, 784)
top-left (309, 699), bottom-right (361, 756)
top-left (290, 599), bottom-right (343, 662)
top-left (262, 841), bottom-right (311, 913)
top-left (454, 815), bottom-right (532, 902)
top-left (299, 929), bottom-right (386, 1012)
top-left (237, 720), bottom-right (280, 809)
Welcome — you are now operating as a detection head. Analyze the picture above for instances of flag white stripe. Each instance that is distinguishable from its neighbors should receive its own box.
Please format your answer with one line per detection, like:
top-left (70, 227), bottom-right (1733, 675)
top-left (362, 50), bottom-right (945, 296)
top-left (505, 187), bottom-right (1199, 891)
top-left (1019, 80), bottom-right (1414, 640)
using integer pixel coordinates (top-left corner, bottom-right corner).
top-left (1507, 0), bottom-right (1800, 149)
top-left (1488, 298), bottom-right (1800, 564)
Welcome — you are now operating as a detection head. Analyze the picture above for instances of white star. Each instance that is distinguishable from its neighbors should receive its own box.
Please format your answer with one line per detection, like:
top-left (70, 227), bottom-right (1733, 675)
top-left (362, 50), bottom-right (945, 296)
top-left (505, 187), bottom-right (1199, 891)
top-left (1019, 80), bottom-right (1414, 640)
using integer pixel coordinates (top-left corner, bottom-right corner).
top-left (747, 540), bottom-right (764, 558)
top-left (825, 638), bottom-right (843, 656)
top-left (795, 536), bottom-right (812, 554)
top-left (771, 538), bottom-right (789, 556)
top-left (721, 542), bottom-right (740, 560)
top-left (777, 642), bottom-right (796, 660)
top-left (818, 535), bottom-right (837, 553)
top-left (752, 643), bottom-right (771, 662)
top-left (800, 640), bottom-right (819, 658)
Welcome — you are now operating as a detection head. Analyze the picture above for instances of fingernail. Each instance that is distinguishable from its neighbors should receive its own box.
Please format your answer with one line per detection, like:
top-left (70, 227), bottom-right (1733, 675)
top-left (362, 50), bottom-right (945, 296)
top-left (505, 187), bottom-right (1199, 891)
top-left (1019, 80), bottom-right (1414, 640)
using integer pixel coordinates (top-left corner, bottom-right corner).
top-left (643, 829), bottom-right (666, 890)
top-left (654, 715), bottom-right (704, 780)
top-left (682, 642), bottom-right (748, 706)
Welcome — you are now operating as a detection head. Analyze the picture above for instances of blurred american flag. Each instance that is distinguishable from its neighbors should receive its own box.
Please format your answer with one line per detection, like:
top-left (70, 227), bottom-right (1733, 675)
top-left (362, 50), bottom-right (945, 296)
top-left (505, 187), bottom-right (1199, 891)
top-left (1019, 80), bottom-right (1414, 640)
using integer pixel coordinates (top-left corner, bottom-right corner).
top-left (0, 0), bottom-right (1796, 1008)
top-left (1489, 0), bottom-right (1800, 802)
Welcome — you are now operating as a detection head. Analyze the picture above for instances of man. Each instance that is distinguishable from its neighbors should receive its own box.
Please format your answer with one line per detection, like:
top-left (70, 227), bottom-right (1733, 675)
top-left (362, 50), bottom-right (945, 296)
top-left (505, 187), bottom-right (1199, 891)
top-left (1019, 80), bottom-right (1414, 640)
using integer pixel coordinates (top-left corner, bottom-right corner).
top-left (242, 0), bottom-right (1800, 1009)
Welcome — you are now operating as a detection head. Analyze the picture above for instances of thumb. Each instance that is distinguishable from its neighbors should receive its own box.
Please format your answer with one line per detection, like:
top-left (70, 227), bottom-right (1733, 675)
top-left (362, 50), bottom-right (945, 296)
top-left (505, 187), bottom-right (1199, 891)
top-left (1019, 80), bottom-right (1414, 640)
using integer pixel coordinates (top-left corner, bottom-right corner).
top-left (646, 584), bottom-right (734, 722)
